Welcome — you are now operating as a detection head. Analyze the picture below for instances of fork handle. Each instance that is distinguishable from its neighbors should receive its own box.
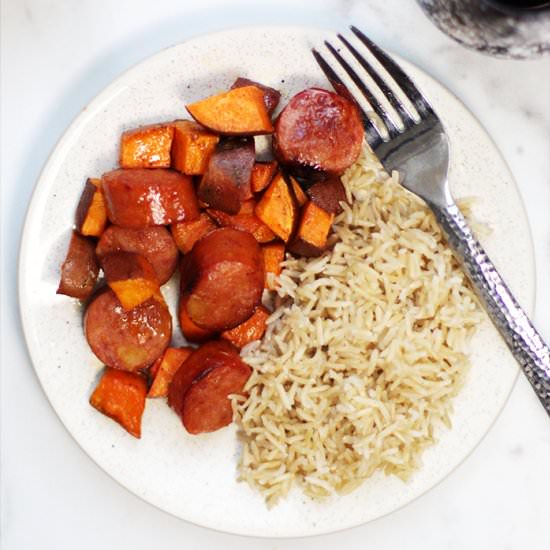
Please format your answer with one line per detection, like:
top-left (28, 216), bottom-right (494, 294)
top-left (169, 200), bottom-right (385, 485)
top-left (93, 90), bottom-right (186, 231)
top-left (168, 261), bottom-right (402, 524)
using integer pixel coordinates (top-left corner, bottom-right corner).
top-left (432, 202), bottom-right (550, 416)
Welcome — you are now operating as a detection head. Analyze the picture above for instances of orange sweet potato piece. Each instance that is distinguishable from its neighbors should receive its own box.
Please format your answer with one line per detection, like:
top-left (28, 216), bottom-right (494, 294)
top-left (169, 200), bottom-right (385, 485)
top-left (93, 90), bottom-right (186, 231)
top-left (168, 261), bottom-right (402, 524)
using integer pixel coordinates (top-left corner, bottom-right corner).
top-left (186, 86), bottom-right (273, 136)
top-left (198, 138), bottom-right (255, 214)
top-left (230, 78), bottom-right (281, 115)
top-left (221, 306), bottom-right (270, 349)
top-left (207, 200), bottom-right (276, 244)
top-left (288, 201), bottom-right (334, 257)
top-left (148, 347), bottom-right (193, 398)
top-left (57, 231), bottom-right (99, 300)
top-left (120, 123), bottom-right (174, 168)
top-left (178, 293), bottom-right (216, 343)
top-left (171, 213), bottom-right (217, 254)
top-left (89, 367), bottom-right (148, 438)
top-left (261, 242), bottom-right (285, 290)
top-left (254, 173), bottom-right (298, 242)
top-left (75, 178), bottom-right (108, 237)
top-left (101, 251), bottom-right (161, 310)
top-left (307, 176), bottom-right (348, 214)
top-left (288, 175), bottom-right (308, 206)
top-left (171, 120), bottom-right (219, 175)
top-left (251, 161), bottom-right (277, 194)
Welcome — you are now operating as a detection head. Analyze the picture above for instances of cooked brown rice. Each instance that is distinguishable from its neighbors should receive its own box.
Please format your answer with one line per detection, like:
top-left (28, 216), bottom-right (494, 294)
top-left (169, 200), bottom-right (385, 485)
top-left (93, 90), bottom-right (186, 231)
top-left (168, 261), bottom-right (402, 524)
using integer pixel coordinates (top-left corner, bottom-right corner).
top-left (232, 147), bottom-right (483, 506)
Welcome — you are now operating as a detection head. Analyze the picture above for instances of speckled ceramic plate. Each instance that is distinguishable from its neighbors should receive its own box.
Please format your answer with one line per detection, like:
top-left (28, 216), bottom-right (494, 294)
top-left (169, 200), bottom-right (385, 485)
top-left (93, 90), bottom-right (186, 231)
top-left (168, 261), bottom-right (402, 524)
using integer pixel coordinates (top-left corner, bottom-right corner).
top-left (18, 26), bottom-right (535, 537)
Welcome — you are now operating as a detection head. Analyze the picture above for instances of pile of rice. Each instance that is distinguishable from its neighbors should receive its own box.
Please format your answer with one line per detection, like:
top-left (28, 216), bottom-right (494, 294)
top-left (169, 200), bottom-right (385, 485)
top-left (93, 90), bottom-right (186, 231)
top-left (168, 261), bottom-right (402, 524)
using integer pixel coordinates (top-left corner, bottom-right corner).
top-left (232, 147), bottom-right (483, 506)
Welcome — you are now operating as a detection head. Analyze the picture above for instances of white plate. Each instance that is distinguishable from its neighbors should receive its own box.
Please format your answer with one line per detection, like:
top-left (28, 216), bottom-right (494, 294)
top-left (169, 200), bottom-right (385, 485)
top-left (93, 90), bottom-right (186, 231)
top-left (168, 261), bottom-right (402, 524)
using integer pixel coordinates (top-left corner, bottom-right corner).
top-left (19, 26), bottom-right (535, 537)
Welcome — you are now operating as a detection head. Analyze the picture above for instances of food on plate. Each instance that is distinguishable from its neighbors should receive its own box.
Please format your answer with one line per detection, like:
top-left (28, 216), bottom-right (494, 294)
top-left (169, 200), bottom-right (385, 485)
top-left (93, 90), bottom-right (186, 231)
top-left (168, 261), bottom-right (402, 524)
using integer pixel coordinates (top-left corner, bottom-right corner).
top-left (96, 226), bottom-right (178, 285)
top-left (101, 251), bottom-right (161, 310)
top-left (148, 347), bottom-right (193, 398)
top-left (250, 161), bottom-right (277, 193)
top-left (306, 176), bottom-right (347, 214)
top-left (171, 120), bottom-right (219, 175)
top-left (75, 178), bottom-right (108, 237)
top-left (288, 175), bottom-right (308, 207)
top-left (221, 306), bottom-right (270, 349)
top-left (84, 289), bottom-right (171, 372)
top-left (186, 86), bottom-right (273, 135)
top-left (120, 123), bottom-right (174, 168)
top-left (255, 172), bottom-right (298, 242)
top-left (178, 292), bottom-right (216, 343)
top-left (180, 228), bottom-right (264, 331)
top-left (90, 367), bottom-right (148, 438)
top-left (273, 88), bottom-right (364, 179)
top-left (198, 137), bottom-right (255, 214)
top-left (233, 148), bottom-right (482, 505)
top-left (102, 168), bottom-right (199, 228)
top-left (207, 200), bottom-right (276, 243)
top-left (56, 231), bottom-right (99, 300)
top-left (288, 201), bottom-right (335, 257)
top-left (230, 77), bottom-right (281, 115)
top-left (171, 213), bottom-right (217, 254)
top-left (261, 242), bottom-right (285, 290)
top-left (168, 340), bottom-right (251, 434)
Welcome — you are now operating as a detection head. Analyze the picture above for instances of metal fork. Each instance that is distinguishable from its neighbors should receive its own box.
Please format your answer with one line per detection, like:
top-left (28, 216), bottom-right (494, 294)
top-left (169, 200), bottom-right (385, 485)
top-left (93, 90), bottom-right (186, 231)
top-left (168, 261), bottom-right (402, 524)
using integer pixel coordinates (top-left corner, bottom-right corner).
top-left (313, 26), bottom-right (550, 416)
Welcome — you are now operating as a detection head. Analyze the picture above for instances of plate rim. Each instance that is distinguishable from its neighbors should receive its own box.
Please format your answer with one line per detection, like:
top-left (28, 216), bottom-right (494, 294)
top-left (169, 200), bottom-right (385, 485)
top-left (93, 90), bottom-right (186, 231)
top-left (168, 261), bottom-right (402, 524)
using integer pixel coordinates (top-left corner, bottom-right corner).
top-left (17, 24), bottom-right (536, 538)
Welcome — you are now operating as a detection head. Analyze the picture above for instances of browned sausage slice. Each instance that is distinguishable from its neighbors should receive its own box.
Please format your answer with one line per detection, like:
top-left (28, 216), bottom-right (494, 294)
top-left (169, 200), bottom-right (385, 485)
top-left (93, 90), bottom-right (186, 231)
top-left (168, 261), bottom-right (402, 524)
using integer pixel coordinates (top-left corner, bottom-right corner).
top-left (182, 360), bottom-right (251, 434)
top-left (273, 88), bottom-right (364, 178)
top-left (198, 138), bottom-right (255, 215)
top-left (96, 226), bottom-right (178, 284)
top-left (230, 77), bottom-right (281, 115)
top-left (180, 228), bottom-right (264, 331)
top-left (84, 289), bottom-right (171, 372)
top-left (57, 231), bottom-right (99, 300)
top-left (167, 340), bottom-right (238, 417)
top-left (306, 176), bottom-right (348, 214)
top-left (102, 168), bottom-right (199, 228)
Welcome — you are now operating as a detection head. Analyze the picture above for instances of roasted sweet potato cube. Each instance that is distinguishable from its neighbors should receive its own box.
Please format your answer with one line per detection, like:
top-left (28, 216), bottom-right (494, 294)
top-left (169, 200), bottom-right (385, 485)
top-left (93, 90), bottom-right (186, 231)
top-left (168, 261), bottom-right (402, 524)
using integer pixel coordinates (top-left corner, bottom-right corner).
top-left (251, 161), bottom-right (277, 194)
top-left (120, 123), bottom-right (174, 168)
top-left (254, 173), bottom-right (298, 242)
top-left (90, 367), bottom-right (147, 438)
top-left (186, 86), bottom-right (273, 136)
top-left (171, 213), bottom-right (217, 254)
top-left (207, 201), bottom-right (276, 244)
top-left (148, 347), bottom-right (193, 398)
top-left (288, 201), bottom-right (334, 257)
top-left (198, 138), bottom-right (255, 214)
top-left (57, 231), bottom-right (99, 300)
top-left (75, 178), bottom-right (108, 237)
top-left (101, 251), bottom-right (161, 310)
top-left (230, 78), bottom-right (281, 115)
top-left (171, 120), bottom-right (219, 175)
top-left (288, 175), bottom-right (308, 206)
top-left (221, 306), bottom-right (270, 348)
top-left (261, 242), bottom-right (285, 290)
top-left (178, 293), bottom-right (216, 343)
top-left (307, 177), bottom-right (348, 214)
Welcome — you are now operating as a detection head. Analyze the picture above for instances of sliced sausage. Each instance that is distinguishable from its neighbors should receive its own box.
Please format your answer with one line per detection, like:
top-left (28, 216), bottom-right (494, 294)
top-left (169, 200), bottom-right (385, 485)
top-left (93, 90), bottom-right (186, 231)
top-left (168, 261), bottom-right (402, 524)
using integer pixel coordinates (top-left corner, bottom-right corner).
top-left (57, 231), bottom-right (99, 300)
top-left (180, 228), bottom-right (264, 331)
top-left (96, 226), bottom-right (178, 284)
top-left (273, 88), bottom-right (364, 178)
top-left (84, 289), bottom-right (171, 372)
top-left (231, 77), bottom-right (281, 115)
top-left (198, 138), bottom-right (255, 215)
top-left (182, 360), bottom-right (251, 434)
top-left (102, 168), bottom-right (199, 228)
top-left (168, 340), bottom-right (238, 417)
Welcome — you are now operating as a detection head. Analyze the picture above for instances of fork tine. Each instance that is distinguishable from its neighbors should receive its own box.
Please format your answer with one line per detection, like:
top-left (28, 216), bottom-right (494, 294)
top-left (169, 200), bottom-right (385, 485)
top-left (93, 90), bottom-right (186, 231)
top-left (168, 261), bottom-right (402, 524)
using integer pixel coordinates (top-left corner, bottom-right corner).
top-left (350, 26), bottom-right (435, 118)
top-left (324, 41), bottom-right (400, 139)
top-left (336, 34), bottom-right (416, 129)
top-left (312, 48), bottom-right (384, 148)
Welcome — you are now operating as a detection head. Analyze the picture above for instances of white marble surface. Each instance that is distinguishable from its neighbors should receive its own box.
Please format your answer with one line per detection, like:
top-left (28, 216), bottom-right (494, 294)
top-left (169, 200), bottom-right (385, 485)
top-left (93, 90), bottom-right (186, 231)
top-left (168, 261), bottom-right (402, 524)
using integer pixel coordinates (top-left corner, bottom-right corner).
top-left (1, 0), bottom-right (549, 548)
